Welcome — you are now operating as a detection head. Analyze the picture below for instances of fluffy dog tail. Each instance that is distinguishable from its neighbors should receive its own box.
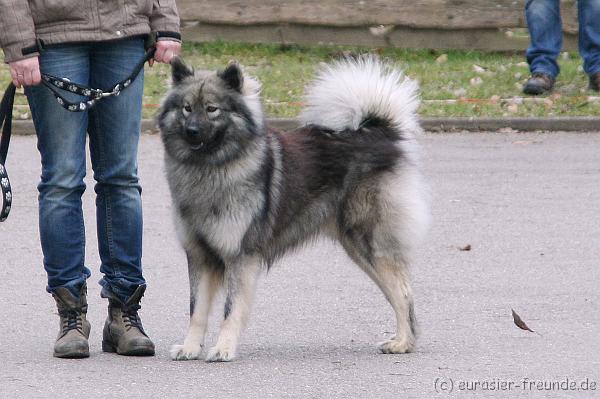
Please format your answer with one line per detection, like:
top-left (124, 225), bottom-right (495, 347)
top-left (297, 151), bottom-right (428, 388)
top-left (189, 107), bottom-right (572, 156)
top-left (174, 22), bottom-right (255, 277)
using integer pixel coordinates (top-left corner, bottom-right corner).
top-left (299, 55), bottom-right (421, 137)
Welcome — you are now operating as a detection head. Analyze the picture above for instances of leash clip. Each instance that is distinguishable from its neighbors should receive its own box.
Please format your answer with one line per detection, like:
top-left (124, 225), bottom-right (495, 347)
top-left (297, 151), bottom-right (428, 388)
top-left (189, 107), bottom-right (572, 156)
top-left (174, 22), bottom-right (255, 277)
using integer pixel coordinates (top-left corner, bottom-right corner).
top-left (101, 84), bottom-right (122, 98)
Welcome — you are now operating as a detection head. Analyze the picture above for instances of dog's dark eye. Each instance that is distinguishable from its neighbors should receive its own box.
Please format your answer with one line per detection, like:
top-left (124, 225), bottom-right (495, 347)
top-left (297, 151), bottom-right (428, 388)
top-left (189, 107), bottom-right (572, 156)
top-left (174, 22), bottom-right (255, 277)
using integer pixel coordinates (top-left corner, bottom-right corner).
top-left (206, 105), bottom-right (218, 113)
top-left (183, 103), bottom-right (192, 113)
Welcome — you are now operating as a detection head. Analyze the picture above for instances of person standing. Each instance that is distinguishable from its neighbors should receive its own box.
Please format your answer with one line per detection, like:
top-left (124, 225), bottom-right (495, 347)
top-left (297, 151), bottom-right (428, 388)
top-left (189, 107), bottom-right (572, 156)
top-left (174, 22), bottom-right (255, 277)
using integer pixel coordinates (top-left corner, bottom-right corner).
top-left (0, 1), bottom-right (181, 358)
top-left (523, 0), bottom-right (600, 94)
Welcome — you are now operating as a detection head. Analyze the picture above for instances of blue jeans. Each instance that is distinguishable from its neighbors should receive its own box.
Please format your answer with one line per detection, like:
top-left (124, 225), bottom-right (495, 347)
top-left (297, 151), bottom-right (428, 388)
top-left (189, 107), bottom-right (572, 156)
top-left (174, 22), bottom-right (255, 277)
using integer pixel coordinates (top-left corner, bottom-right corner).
top-left (526, 0), bottom-right (600, 78)
top-left (25, 37), bottom-right (146, 302)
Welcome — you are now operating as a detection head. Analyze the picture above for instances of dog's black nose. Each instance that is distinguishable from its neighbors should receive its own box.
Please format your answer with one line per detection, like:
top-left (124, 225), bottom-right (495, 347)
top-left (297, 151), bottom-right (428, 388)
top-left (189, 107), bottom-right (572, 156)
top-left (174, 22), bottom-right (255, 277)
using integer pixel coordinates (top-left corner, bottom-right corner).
top-left (186, 126), bottom-right (200, 137)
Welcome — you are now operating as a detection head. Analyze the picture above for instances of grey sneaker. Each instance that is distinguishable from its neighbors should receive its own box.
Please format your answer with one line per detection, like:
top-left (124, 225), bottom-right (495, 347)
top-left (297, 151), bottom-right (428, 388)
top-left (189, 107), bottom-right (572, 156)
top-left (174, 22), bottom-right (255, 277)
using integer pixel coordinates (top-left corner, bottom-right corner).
top-left (523, 72), bottom-right (555, 95)
top-left (52, 285), bottom-right (91, 358)
top-left (101, 285), bottom-right (155, 356)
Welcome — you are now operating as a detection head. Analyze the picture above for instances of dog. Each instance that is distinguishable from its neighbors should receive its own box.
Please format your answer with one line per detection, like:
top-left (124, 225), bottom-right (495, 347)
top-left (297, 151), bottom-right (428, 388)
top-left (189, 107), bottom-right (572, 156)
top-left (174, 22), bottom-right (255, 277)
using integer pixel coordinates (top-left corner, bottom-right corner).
top-left (157, 55), bottom-right (429, 362)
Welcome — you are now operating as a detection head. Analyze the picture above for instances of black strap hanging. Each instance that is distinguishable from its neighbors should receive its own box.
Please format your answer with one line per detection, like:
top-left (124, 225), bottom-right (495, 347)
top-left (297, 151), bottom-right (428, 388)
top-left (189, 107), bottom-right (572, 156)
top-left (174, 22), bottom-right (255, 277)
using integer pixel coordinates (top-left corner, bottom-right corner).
top-left (0, 83), bottom-right (16, 222)
top-left (0, 46), bottom-right (156, 222)
top-left (41, 46), bottom-right (156, 112)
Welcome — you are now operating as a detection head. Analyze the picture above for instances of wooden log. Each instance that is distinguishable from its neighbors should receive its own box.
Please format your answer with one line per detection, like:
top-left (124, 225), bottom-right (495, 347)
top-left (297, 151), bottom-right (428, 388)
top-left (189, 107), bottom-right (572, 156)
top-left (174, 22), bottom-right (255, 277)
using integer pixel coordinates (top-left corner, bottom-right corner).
top-left (177, 0), bottom-right (578, 33)
top-left (181, 23), bottom-right (578, 52)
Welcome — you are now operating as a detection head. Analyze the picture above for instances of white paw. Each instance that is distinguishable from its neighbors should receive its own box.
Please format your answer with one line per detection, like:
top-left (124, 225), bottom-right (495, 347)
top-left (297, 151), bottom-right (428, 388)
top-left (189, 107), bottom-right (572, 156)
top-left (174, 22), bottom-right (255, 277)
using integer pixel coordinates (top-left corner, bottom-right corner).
top-left (170, 344), bottom-right (203, 361)
top-left (378, 337), bottom-right (415, 354)
top-left (205, 344), bottom-right (236, 362)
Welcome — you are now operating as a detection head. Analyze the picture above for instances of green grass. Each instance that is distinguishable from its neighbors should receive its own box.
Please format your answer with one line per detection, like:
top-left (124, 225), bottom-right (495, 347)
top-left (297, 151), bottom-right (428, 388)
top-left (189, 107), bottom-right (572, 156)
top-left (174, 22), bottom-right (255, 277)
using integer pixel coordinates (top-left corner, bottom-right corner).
top-left (2, 41), bottom-right (599, 120)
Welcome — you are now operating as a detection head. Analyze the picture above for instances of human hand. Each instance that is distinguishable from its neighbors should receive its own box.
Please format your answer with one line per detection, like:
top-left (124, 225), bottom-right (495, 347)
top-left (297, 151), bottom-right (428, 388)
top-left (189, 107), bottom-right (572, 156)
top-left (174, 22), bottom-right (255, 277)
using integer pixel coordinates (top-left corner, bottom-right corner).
top-left (149, 40), bottom-right (182, 66)
top-left (9, 57), bottom-right (41, 87)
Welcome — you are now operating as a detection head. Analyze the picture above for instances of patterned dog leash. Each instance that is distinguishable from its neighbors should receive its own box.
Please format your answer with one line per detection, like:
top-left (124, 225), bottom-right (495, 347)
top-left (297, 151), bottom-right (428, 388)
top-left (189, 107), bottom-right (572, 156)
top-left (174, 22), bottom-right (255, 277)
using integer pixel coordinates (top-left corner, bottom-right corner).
top-left (0, 83), bottom-right (16, 221)
top-left (0, 46), bottom-right (156, 222)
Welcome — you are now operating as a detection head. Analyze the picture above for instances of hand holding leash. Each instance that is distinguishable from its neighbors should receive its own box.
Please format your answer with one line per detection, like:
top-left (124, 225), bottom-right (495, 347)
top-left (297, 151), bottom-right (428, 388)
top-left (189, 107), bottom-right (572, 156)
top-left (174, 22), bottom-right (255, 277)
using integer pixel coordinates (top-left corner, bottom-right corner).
top-left (149, 39), bottom-right (181, 67)
top-left (9, 57), bottom-right (41, 88)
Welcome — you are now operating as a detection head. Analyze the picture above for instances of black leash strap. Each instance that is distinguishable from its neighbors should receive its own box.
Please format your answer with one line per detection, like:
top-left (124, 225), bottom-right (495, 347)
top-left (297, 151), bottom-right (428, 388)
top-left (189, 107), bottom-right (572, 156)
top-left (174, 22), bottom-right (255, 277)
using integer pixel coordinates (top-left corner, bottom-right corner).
top-left (0, 83), bottom-right (16, 222)
top-left (0, 46), bottom-right (155, 222)
top-left (42, 47), bottom-right (156, 112)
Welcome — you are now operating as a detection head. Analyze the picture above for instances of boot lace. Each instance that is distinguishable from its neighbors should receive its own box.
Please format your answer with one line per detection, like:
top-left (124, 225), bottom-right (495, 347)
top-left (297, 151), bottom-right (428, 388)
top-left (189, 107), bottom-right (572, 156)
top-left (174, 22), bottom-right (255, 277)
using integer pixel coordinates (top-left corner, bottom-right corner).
top-left (58, 306), bottom-right (85, 334)
top-left (122, 304), bottom-right (145, 333)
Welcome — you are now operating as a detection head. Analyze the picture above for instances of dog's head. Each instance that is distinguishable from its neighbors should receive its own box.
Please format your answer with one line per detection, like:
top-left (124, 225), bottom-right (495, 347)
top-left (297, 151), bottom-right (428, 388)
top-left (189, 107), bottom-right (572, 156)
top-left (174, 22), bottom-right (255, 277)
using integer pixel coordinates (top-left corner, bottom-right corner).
top-left (158, 57), bottom-right (264, 165)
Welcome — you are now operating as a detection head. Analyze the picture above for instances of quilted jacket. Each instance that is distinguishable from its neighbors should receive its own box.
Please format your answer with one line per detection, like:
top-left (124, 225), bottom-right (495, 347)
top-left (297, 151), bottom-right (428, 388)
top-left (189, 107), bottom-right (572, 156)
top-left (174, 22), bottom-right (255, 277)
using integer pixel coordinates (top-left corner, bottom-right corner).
top-left (0, 0), bottom-right (180, 63)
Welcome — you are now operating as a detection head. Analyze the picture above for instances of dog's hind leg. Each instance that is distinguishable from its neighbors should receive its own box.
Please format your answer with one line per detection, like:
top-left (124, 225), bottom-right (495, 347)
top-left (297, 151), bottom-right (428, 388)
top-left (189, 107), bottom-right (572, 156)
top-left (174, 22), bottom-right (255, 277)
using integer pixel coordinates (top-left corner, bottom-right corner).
top-left (205, 257), bottom-right (261, 362)
top-left (339, 169), bottom-right (427, 354)
top-left (171, 247), bottom-right (223, 361)
top-left (341, 232), bottom-right (417, 354)
top-left (338, 184), bottom-right (424, 353)
top-left (369, 257), bottom-right (417, 354)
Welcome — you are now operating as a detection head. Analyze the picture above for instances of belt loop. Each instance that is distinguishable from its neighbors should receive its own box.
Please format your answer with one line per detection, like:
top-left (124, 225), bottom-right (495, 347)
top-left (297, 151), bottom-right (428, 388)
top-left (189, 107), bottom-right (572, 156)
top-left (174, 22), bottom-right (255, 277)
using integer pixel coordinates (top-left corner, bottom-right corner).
top-left (21, 38), bottom-right (45, 56)
top-left (36, 38), bottom-right (45, 53)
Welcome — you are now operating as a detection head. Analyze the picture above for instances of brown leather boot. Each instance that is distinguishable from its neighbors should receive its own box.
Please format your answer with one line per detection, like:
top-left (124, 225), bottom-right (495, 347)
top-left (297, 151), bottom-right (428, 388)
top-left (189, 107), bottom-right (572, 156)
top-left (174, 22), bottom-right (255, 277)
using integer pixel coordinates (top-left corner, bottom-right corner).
top-left (523, 72), bottom-right (555, 95)
top-left (101, 285), bottom-right (155, 356)
top-left (52, 285), bottom-right (91, 358)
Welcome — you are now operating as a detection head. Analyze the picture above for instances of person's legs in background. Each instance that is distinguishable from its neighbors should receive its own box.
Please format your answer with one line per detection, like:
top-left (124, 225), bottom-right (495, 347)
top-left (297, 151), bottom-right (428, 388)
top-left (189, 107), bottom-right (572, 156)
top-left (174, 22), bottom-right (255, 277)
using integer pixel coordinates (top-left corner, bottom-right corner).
top-left (524, 0), bottom-right (562, 94)
top-left (88, 37), bottom-right (154, 356)
top-left (578, 0), bottom-right (600, 90)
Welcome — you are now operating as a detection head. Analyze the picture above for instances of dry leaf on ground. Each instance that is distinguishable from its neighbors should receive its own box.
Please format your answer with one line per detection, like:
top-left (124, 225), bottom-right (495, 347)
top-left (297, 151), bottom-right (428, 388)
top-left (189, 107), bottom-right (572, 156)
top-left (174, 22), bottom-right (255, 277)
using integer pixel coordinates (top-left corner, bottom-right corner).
top-left (511, 309), bottom-right (536, 333)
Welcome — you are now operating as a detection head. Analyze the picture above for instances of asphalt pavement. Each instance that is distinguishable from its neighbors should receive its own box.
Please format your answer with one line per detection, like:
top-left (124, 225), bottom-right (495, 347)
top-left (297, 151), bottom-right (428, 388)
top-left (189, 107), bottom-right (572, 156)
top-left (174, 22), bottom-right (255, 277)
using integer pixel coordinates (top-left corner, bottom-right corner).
top-left (0, 132), bottom-right (599, 398)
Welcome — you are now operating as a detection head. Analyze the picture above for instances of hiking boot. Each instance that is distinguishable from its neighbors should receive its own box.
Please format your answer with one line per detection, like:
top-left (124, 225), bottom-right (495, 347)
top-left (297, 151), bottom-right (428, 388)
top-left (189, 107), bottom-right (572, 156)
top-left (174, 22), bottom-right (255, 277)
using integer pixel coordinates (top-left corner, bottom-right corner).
top-left (101, 285), bottom-right (155, 356)
top-left (52, 285), bottom-right (91, 358)
top-left (590, 72), bottom-right (600, 91)
top-left (523, 72), bottom-right (555, 95)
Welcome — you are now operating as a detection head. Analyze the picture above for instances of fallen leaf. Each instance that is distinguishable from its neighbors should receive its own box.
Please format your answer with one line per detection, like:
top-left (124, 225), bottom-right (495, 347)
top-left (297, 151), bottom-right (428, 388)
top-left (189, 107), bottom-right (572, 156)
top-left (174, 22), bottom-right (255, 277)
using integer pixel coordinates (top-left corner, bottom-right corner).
top-left (459, 244), bottom-right (471, 251)
top-left (472, 64), bottom-right (486, 74)
top-left (436, 54), bottom-right (448, 64)
top-left (470, 77), bottom-right (483, 86)
top-left (511, 309), bottom-right (535, 333)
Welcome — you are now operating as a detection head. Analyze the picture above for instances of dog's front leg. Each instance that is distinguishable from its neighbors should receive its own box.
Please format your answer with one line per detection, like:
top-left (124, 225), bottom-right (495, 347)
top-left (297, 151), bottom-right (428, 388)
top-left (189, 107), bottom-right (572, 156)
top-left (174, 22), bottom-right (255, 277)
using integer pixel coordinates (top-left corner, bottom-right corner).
top-left (171, 249), bottom-right (223, 361)
top-left (205, 257), bottom-right (260, 362)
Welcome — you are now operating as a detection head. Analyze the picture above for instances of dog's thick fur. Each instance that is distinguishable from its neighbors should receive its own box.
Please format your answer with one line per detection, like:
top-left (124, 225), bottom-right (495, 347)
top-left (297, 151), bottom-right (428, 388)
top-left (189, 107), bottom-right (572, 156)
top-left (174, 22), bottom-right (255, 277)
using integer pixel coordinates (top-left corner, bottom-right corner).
top-left (158, 56), bottom-right (429, 362)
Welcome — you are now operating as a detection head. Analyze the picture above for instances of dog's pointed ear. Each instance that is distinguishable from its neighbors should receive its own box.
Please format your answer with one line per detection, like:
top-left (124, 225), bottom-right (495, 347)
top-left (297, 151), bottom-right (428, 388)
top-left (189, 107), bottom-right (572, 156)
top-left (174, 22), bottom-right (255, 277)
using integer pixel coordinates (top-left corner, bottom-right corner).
top-left (218, 61), bottom-right (243, 92)
top-left (171, 56), bottom-right (194, 85)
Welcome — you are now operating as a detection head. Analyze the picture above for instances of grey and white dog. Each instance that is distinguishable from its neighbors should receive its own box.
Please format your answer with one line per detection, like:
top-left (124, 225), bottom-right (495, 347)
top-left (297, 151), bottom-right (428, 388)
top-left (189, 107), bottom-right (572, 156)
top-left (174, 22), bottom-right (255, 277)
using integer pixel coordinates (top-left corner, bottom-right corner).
top-left (158, 55), bottom-right (429, 362)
